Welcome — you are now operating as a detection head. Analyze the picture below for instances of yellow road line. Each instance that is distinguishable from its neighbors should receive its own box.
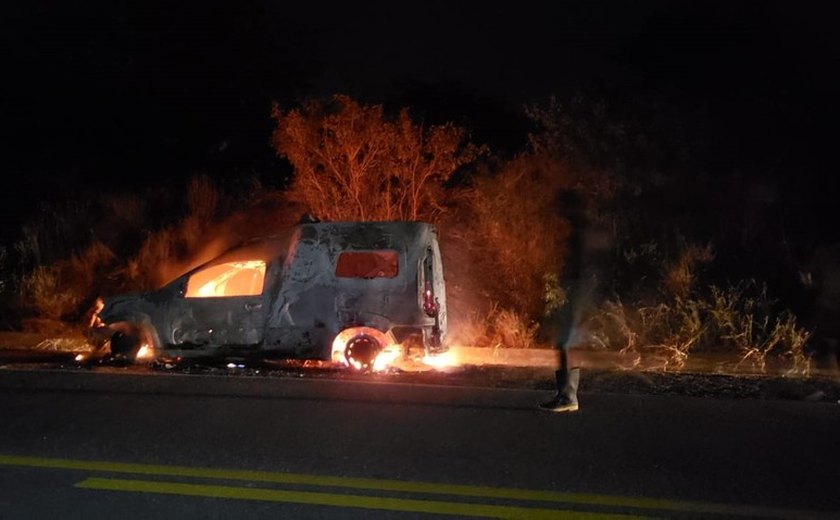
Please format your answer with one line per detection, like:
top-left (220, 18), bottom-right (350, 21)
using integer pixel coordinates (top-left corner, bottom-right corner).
top-left (0, 454), bottom-right (834, 519)
top-left (75, 477), bottom-right (646, 520)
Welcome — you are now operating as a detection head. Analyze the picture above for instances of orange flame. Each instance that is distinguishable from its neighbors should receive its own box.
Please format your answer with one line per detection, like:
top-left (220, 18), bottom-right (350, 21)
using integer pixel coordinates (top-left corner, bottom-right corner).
top-left (422, 348), bottom-right (459, 369)
top-left (331, 327), bottom-right (399, 372)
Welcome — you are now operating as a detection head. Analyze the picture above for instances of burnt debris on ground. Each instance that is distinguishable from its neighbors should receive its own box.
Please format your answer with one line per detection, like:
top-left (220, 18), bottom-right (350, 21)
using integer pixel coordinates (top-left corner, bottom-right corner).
top-left (1, 349), bottom-right (838, 403)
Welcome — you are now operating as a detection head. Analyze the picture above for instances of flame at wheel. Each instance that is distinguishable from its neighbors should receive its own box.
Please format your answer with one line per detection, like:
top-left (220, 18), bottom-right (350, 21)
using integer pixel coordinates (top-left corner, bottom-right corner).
top-left (331, 327), bottom-right (400, 371)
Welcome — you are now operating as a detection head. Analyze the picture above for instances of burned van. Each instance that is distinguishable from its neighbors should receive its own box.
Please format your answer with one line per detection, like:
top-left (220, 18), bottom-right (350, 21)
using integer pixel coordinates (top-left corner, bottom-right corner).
top-left (100, 220), bottom-right (447, 369)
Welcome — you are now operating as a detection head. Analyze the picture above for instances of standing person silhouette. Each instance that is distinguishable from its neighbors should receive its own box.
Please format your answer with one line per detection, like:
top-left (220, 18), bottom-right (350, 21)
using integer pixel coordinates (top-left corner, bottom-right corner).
top-left (539, 190), bottom-right (604, 413)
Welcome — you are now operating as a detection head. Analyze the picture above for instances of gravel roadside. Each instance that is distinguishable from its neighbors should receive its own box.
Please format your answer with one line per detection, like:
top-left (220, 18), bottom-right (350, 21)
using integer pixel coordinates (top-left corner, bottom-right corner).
top-left (1, 331), bottom-right (838, 404)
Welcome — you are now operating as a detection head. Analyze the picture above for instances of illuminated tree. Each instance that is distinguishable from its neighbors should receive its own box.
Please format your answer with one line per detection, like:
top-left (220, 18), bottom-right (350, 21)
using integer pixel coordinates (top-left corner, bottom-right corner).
top-left (271, 95), bottom-right (484, 222)
top-left (446, 153), bottom-right (572, 319)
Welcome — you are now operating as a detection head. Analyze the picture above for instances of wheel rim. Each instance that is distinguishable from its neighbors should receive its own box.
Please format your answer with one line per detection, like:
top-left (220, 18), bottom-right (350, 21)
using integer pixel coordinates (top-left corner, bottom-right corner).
top-left (344, 334), bottom-right (382, 371)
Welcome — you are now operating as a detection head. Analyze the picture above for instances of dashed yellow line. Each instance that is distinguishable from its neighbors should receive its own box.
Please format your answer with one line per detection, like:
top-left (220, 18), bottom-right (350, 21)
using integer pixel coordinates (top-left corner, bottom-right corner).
top-left (1, 454), bottom-right (836, 519)
top-left (76, 477), bottom-right (644, 519)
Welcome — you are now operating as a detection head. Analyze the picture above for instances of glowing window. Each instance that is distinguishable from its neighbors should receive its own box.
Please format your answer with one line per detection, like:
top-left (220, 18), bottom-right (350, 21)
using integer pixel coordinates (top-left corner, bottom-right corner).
top-left (185, 260), bottom-right (266, 297)
top-left (335, 251), bottom-right (398, 279)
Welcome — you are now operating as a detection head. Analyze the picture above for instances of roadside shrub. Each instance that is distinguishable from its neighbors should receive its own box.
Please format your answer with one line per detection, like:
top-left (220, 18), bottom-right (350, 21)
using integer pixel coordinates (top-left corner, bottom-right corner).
top-left (16, 200), bottom-right (99, 269)
top-left (20, 266), bottom-right (75, 321)
top-left (9, 174), bottom-right (263, 325)
top-left (19, 240), bottom-right (117, 325)
top-left (124, 215), bottom-right (206, 291)
top-left (589, 298), bottom-right (696, 370)
top-left (452, 304), bottom-right (539, 349)
top-left (444, 152), bottom-right (571, 320)
top-left (491, 306), bottom-right (540, 349)
top-left (68, 241), bottom-right (118, 297)
top-left (708, 281), bottom-right (811, 374)
top-left (0, 246), bottom-right (19, 328)
top-left (663, 243), bottom-right (714, 299)
top-left (187, 174), bottom-right (222, 222)
top-left (589, 280), bottom-right (812, 374)
top-left (588, 298), bottom-right (637, 351)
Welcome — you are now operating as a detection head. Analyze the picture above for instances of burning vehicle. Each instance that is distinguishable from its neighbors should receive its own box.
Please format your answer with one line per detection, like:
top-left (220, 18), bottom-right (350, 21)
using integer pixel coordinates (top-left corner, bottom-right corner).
top-left (99, 220), bottom-right (448, 370)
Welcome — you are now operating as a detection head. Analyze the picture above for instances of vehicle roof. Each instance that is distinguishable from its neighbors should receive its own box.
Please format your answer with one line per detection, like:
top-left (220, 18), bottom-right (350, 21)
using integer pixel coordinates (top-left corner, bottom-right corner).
top-left (213, 221), bottom-right (436, 264)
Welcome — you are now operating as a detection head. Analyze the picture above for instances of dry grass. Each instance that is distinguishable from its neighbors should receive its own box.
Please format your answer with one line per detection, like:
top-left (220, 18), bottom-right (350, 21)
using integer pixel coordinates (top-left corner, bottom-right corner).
top-left (10, 174), bottom-right (270, 327)
top-left (708, 283), bottom-right (811, 375)
top-left (21, 241), bottom-right (117, 323)
top-left (451, 304), bottom-right (540, 350)
top-left (589, 281), bottom-right (812, 375)
top-left (663, 243), bottom-right (714, 299)
top-left (21, 266), bottom-right (78, 321)
top-left (124, 215), bottom-right (208, 290)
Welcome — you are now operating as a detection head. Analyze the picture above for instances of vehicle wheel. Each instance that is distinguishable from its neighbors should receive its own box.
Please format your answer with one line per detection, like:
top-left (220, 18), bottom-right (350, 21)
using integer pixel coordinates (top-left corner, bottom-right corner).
top-left (331, 326), bottom-right (395, 371)
top-left (344, 333), bottom-right (383, 371)
top-left (109, 331), bottom-right (141, 363)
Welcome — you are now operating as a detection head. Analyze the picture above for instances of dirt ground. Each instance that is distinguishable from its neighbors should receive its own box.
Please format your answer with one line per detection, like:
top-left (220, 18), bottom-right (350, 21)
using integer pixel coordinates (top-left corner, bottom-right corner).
top-left (115, 357), bottom-right (840, 404)
top-left (1, 331), bottom-right (839, 404)
top-left (365, 367), bottom-right (834, 403)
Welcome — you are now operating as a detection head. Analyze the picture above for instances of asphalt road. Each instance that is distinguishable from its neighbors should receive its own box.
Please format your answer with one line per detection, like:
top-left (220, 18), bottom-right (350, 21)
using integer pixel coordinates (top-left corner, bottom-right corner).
top-left (0, 367), bottom-right (838, 519)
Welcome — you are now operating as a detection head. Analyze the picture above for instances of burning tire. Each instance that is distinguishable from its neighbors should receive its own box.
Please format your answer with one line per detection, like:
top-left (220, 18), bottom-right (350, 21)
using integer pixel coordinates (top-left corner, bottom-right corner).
top-left (331, 326), bottom-right (398, 372)
top-left (107, 323), bottom-right (158, 365)
top-left (344, 334), bottom-right (382, 371)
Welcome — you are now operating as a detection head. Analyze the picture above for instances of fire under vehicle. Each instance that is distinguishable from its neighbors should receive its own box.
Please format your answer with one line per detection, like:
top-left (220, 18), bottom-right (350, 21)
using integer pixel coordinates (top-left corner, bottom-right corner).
top-left (99, 220), bottom-right (448, 370)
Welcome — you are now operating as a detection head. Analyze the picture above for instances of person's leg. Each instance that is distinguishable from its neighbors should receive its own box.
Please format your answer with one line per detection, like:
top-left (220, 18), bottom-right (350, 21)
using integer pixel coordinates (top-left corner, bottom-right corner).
top-left (539, 349), bottom-right (579, 412)
top-left (539, 313), bottom-right (580, 412)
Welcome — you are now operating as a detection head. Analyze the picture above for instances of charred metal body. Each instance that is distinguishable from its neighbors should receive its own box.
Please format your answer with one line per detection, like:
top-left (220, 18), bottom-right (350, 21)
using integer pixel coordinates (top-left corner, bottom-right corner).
top-left (100, 221), bottom-right (448, 366)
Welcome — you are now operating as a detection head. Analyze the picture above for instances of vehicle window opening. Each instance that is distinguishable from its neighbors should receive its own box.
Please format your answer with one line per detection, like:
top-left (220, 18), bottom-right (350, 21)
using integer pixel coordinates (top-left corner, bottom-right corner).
top-left (422, 247), bottom-right (438, 316)
top-left (335, 250), bottom-right (399, 279)
top-left (185, 260), bottom-right (266, 297)
top-left (423, 247), bottom-right (434, 286)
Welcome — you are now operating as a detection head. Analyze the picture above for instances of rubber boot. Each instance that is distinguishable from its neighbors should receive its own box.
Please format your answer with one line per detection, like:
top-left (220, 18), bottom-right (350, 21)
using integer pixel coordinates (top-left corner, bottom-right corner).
top-left (539, 367), bottom-right (580, 412)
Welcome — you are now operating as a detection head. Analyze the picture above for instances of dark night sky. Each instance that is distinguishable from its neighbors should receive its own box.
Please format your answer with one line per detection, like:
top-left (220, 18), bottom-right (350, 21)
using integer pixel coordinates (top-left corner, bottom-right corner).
top-left (2, 1), bottom-right (838, 242)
